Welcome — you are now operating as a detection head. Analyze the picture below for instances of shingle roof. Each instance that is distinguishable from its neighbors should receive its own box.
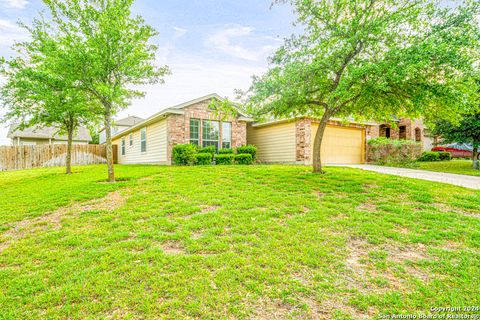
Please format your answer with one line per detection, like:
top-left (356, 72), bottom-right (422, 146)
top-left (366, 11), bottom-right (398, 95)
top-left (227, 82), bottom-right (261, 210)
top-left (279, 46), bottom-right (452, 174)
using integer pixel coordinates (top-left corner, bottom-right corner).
top-left (111, 93), bottom-right (252, 140)
top-left (7, 123), bottom-right (92, 142)
top-left (114, 116), bottom-right (144, 127)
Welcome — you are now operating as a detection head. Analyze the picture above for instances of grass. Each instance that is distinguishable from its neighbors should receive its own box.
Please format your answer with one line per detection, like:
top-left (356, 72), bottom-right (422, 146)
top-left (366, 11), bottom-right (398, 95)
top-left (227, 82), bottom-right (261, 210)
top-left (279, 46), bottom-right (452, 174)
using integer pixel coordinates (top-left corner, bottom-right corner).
top-left (417, 159), bottom-right (480, 176)
top-left (0, 164), bottom-right (479, 319)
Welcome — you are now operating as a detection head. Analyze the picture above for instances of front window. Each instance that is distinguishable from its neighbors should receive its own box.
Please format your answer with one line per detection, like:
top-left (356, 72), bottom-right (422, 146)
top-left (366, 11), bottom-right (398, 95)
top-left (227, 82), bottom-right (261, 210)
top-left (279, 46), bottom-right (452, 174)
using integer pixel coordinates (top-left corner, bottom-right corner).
top-left (190, 119), bottom-right (200, 146)
top-left (140, 128), bottom-right (147, 152)
top-left (129, 134), bottom-right (133, 146)
top-left (121, 138), bottom-right (126, 155)
top-left (202, 120), bottom-right (219, 149)
top-left (222, 122), bottom-right (232, 149)
top-left (399, 125), bottom-right (407, 140)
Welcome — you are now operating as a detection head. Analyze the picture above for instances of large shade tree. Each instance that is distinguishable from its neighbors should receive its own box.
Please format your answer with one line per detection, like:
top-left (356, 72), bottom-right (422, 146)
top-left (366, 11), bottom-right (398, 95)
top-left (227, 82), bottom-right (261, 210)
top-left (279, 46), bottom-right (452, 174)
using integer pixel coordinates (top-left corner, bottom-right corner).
top-left (33, 0), bottom-right (170, 182)
top-left (244, 0), bottom-right (480, 173)
top-left (0, 29), bottom-right (99, 174)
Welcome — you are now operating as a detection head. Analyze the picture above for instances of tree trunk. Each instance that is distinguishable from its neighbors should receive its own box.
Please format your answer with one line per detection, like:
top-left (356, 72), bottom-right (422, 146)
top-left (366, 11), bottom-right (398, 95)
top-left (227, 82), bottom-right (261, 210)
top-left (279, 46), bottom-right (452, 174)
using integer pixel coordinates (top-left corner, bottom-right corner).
top-left (473, 145), bottom-right (479, 170)
top-left (104, 107), bottom-right (115, 182)
top-left (312, 111), bottom-right (332, 173)
top-left (66, 127), bottom-right (73, 174)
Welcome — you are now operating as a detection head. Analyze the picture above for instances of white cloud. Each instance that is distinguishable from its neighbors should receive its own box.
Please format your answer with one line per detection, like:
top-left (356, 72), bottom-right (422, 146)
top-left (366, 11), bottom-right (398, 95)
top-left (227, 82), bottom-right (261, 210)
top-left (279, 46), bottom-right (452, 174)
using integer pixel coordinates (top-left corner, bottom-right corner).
top-left (119, 53), bottom-right (266, 121)
top-left (0, 0), bottom-right (28, 9)
top-left (173, 26), bottom-right (187, 39)
top-left (206, 26), bottom-right (278, 62)
top-left (0, 19), bottom-right (29, 47)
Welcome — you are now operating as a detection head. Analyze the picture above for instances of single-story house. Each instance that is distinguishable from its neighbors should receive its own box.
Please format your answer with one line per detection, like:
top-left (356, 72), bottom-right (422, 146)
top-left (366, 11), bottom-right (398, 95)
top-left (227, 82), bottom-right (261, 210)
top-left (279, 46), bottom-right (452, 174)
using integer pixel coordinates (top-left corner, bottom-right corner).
top-left (112, 94), bottom-right (252, 165)
top-left (99, 116), bottom-right (144, 144)
top-left (111, 93), bottom-right (425, 165)
top-left (247, 117), bottom-right (425, 165)
top-left (7, 124), bottom-right (92, 146)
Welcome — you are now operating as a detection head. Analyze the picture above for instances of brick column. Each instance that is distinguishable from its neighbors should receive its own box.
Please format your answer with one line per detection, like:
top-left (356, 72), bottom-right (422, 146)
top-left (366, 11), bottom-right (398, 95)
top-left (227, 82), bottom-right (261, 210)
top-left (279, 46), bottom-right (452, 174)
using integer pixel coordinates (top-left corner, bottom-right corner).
top-left (296, 118), bottom-right (312, 164)
top-left (167, 114), bottom-right (186, 164)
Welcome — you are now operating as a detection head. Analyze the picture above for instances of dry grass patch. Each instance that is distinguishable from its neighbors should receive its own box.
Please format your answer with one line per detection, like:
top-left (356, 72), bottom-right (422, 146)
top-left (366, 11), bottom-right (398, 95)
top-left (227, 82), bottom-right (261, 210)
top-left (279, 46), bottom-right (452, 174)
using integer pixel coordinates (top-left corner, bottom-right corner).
top-left (356, 202), bottom-right (377, 211)
top-left (251, 298), bottom-right (299, 320)
top-left (160, 241), bottom-right (185, 255)
top-left (197, 205), bottom-right (221, 215)
top-left (0, 190), bottom-right (128, 252)
top-left (190, 231), bottom-right (204, 240)
top-left (343, 238), bottom-right (431, 295)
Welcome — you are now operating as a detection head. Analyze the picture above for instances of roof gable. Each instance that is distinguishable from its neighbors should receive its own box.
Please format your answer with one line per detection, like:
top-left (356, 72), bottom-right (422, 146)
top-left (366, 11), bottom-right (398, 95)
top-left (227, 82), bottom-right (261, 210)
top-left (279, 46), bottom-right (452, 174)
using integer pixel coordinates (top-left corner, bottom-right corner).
top-left (111, 93), bottom-right (252, 140)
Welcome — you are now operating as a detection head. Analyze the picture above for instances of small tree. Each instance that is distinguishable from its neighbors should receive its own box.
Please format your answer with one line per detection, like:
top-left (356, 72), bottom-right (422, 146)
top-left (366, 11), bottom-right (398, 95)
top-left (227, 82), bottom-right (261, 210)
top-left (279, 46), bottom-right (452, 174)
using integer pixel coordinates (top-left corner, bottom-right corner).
top-left (244, 0), bottom-right (479, 173)
top-left (431, 111), bottom-right (480, 170)
top-left (36, 0), bottom-right (170, 182)
top-left (0, 37), bottom-right (99, 174)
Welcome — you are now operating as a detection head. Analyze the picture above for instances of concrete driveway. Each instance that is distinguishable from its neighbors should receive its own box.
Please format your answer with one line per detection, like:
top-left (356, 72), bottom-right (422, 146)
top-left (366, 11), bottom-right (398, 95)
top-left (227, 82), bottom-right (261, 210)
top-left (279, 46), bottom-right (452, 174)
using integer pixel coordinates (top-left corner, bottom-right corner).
top-left (345, 164), bottom-right (480, 190)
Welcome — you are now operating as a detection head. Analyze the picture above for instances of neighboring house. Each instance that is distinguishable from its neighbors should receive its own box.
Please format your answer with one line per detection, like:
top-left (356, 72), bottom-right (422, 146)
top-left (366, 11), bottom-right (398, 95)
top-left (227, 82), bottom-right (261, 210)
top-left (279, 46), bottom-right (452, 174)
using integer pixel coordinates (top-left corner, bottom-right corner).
top-left (112, 94), bottom-right (252, 165)
top-left (99, 116), bottom-right (144, 144)
top-left (248, 117), bottom-right (425, 165)
top-left (7, 124), bottom-right (92, 146)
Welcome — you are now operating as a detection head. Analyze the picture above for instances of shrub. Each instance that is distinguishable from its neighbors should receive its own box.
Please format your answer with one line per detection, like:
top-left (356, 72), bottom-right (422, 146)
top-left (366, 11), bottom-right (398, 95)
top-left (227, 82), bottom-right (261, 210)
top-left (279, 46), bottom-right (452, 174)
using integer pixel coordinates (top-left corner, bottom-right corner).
top-left (172, 144), bottom-right (197, 166)
top-left (235, 153), bottom-right (253, 165)
top-left (236, 145), bottom-right (257, 160)
top-left (215, 154), bottom-right (235, 165)
top-left (195, 153), bottom-right (213, 165)
top-left (436, 151), bottom-right (452, 161)
top-left (199, 145), bottom-right (217, 155)
top-left (367, 138), bottom-right (423, 165)
top-left (218, 148), bottom-right (235, 154)
top-left (417, 151), bottom-right (440, 162)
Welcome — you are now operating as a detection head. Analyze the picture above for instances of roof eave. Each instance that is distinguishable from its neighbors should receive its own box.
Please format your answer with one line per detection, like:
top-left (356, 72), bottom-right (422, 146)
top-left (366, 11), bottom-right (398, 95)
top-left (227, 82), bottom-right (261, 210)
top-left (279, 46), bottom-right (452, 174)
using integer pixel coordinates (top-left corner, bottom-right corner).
top-left (111, 108), bottom-right (184, 140)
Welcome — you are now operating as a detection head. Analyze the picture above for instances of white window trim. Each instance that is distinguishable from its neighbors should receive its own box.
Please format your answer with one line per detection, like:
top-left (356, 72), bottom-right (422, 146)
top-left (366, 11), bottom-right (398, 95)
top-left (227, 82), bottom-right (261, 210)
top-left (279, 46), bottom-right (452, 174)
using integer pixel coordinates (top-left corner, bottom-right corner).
top-left (129, 134), bottom-right (133, 147)
top-left (121, 138), bottom-right (126, 156)
top-left (140, 127), bottom-right (147, 153)
top-left (189, 118), bottom-right (200, 146)
top-left (202, 120), bottom-right (220, 149)
top-left (222, 122), bottom-right (232, 149)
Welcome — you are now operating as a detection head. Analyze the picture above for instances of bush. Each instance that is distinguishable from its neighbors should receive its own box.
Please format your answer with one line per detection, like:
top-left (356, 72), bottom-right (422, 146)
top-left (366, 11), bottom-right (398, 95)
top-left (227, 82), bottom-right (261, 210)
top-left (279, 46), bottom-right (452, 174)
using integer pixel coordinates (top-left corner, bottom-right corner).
top-left (367, 138), bottom-right (423, 165)
top-left (236, 145), bottom-right (257, 160)
top-left (437, 151), bottom-right (452, 161)
top-left (235, 153), bottom-right (253, 165)
top-left (172, 144), bottom-right (197, 166)
top-left (417, 151), bottom-right (440, 162)
top-left (218, 148), bottom-right (235, 154)
top-left (195, 152), bottom-right (213, 165)
top-left (215, 154), bottom-right (235, 165)
top-left (199, 145), bottom-right (217, 155)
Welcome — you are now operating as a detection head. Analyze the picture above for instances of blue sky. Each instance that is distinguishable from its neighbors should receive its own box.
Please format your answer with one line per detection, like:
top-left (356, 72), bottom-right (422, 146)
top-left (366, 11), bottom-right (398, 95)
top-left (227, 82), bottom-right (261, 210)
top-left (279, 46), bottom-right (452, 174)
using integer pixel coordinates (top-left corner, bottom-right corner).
top-left (0, 0), bottom-right (295, 145)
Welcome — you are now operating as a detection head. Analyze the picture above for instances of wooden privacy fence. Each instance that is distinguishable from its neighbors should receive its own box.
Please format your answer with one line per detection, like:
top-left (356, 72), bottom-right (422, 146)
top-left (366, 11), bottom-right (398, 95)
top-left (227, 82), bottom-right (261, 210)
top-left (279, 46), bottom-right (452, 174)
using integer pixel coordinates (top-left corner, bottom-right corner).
top-left (0, 144), bottom-right (117, 171)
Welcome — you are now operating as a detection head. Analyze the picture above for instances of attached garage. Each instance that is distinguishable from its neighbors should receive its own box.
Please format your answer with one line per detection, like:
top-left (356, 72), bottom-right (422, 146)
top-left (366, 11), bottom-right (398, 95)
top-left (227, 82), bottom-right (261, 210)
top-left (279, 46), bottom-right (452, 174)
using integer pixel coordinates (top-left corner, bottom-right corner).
top-left (247, 118), bottom-right (373, 165)
top-left (247, 121), bottom-right (297, 163)
top-left (311, 124), bottom-right (365, 164)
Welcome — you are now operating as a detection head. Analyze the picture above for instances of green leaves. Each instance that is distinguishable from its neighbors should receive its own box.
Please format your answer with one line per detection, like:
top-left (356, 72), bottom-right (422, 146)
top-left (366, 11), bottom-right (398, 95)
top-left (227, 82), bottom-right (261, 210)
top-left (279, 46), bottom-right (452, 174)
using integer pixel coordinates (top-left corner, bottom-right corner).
top-left (37, 0), bottom-right (170, 114)
top-left (246, 0), bottom-right (480, 123)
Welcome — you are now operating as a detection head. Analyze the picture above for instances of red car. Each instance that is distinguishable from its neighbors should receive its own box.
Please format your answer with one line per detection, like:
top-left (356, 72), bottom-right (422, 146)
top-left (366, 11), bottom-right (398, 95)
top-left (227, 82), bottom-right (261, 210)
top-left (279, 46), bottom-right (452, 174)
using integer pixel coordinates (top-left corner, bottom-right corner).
top-left (432, 144), bottom-right (478, 159)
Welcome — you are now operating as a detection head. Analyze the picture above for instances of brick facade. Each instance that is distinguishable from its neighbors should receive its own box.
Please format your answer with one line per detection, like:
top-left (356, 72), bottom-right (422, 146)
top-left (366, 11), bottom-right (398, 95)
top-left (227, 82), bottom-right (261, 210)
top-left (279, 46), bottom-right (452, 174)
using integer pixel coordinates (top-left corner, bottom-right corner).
top-left (166, 99), bottom-right (248, 163)
top-left (370, 118), bottom-right (424, 142)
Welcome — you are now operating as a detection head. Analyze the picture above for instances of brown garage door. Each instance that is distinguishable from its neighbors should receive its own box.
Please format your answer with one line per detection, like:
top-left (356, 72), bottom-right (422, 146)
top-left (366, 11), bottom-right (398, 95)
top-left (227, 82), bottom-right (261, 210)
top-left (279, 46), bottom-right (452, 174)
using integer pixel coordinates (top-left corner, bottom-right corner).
top-left (311, 125), bottom-right (365, 164)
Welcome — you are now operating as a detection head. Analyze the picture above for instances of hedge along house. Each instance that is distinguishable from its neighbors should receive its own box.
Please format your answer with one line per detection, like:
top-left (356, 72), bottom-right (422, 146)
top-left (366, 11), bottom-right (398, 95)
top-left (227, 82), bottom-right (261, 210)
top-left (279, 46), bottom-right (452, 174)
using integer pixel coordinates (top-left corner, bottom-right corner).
top-left (111, 94), bottom-right (252, 165)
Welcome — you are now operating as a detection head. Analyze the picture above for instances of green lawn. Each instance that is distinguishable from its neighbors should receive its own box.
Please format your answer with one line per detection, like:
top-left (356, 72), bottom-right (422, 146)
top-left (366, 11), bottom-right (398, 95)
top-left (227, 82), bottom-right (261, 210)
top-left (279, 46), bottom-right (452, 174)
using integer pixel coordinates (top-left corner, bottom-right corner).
top-left (417, 159), bottom-right (480, 176)
top-left (0, 165), bottom-right (479, 319)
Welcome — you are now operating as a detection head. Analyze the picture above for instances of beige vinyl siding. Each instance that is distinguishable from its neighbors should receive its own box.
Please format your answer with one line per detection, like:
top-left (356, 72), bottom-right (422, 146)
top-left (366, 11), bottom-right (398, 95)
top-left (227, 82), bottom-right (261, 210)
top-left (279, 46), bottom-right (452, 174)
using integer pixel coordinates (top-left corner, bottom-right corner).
top-left (247, 122), bottom-right (296, 163)
top-left (311, 124), bottom-right (365, 164)
top-left (113, 118), bottom-right (167, 164)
